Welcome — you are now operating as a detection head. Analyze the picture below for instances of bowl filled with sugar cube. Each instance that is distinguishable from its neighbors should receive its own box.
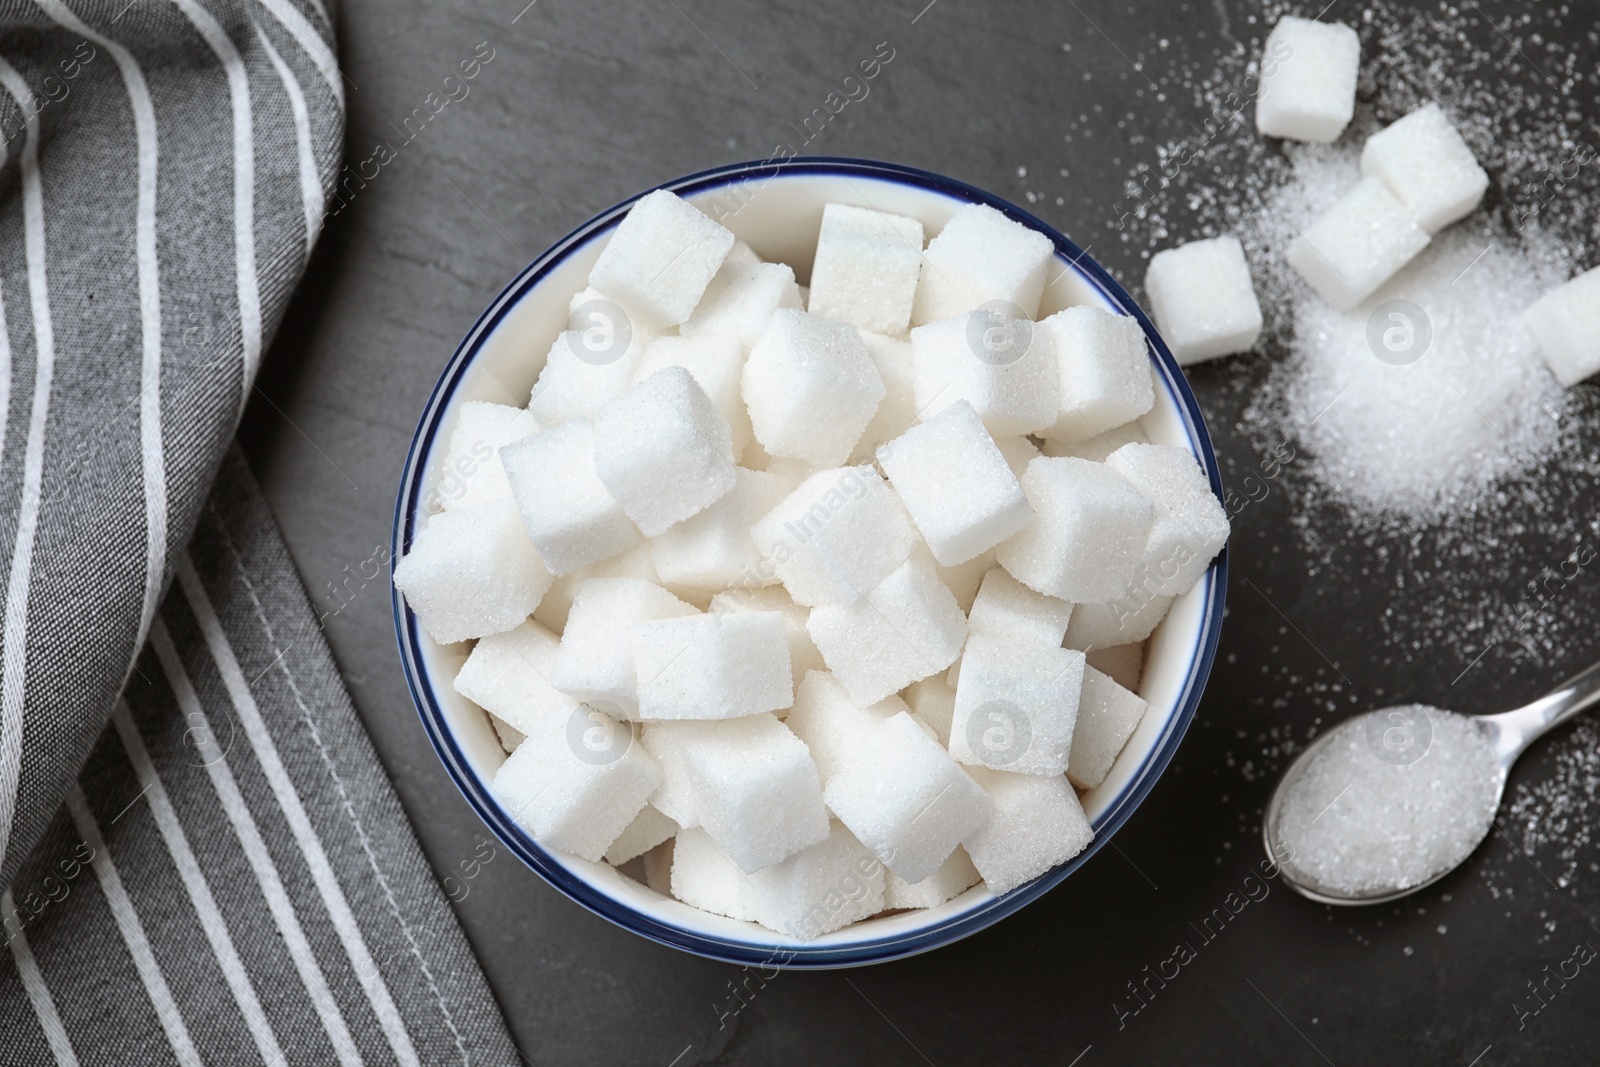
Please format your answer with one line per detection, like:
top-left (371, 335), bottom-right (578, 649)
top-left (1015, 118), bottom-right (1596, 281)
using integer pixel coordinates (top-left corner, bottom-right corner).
top-left (391, 157), bottom-right (1229, 967)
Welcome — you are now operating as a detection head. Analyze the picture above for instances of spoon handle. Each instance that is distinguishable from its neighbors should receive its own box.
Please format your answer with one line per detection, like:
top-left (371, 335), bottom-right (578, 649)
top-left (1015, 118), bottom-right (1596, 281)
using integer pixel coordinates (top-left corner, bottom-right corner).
top-left (1486, 659), bottom-right (1600, 761)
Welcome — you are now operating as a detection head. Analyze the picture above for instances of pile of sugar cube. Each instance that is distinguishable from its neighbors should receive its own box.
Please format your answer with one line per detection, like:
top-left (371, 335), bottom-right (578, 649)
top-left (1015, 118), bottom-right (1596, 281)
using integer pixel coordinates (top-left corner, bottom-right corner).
top-left (1143, 13), bottom-right (1600, 385)
top-left (394, 188), bottom-right (1229, 940)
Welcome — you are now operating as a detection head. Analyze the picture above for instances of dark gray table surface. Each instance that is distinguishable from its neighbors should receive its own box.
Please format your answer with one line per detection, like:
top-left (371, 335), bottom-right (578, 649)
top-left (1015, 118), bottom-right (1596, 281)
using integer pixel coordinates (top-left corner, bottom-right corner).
top-left (239, 1), bottom-right (1600, 1062)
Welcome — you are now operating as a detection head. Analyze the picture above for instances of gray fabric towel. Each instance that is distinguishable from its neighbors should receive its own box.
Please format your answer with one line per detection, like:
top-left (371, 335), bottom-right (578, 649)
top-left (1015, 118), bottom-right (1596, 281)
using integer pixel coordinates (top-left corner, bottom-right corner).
top-left (0, 1), bottom-right (519, 1062)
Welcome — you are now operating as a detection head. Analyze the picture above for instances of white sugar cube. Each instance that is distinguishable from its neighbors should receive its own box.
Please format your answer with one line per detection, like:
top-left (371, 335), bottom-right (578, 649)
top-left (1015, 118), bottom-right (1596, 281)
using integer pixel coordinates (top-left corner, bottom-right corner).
top-left (532, 542), bottom-right (657, 633)
top-left (877, 400), bottom-right (1033, 566)
top-left (589, 189), bottom-right (735, 326)
top-left (1041, 420), bottom-right (1148, 462)
top-left (934, 548), bottom-right (997, 613)
top-left (552, 578), bottom-right (698, 717)
top-left (997, 456), bottom-right (1155, 603)
top-left (593, 366), bottom-right (737, 536)
top-left (1287, 176), bottom-right (1431, 312)
top-left (963, 767), bottom-right (1093, 895)
top-left (501, 419), bottom-right (640, 575)
top-left (453, 619), bottom-right (574, 735)
top-left (1085, 642), bottom-right (1144, 692)
top-left (639, 720), bottom-right (718, 827)
top-left (650, 468), bottom-right (790, 591)
top-left (604, 803), bottom-right (678, 865)
top-left (912, 203), bottom-right (1053, 324)
top-left (807, 552), bottom-right (968, 706)
top-left (743, 309), bottom-right (886, 467)
top-left (1106, 442), bottom-right (1229, 599)
top-left (491, 705), bottom-right (660, 862)
top-left (824, 712), bottom-right (993, 883)
top-left (435, 401), bottom-right (538, 512)
top-left (847, 332), bottom-right (918, 465)
top-left (1523, 265), bottom-right (1600, 386)
top-left (949, 635), bottom-right (1084, 776)
top-left (527, 329), bottom-right (647, 428)
top-left (903, 676), bottom-right (956, 747)
top-left (966, 567), bottom-right (1073, 647)
top-left (1063, 593), bottom-right (1173, 651)
top-left (783, 670), bottom-right (902, 783)
top-left (633, 334), bottom-right (752, 457)
top-left (1067, 666), bottom-right (1149, 791)
top-left (745, 822), bottom-right (884, 940)
top-left (684, 713), bottom-right (830, 873)
top-left (992, 436), bottom-right (1041, 480)
top-left (1254, 16), bottom-right (1359, 143)
top-left (394, 497), bottom-right (553, 644)
top-left (749, 465), bottom-right (918, 607)
top-left (1361, 103), bottom-right (1488, 234)
top-left (1143, 237), bottom-right (1264, 365)
top-left (910, 312), bottom-right (1059, 436)
top-left (709, 586), bottom-right (823, 693)
top-left (725, 239), bottom-right (762, 268)
top-left (670, 827), bottom-right (755, 920)
top-left (807, 203), bottom-right (926, 335)
top-left (633, 612), bottom-right (793, 720)
top-left (1036, 306), bottom-right (1155, 443)
top-left (681, 259), bottom-right (802, 347)
top-left (885, 847), bottom-right (981, 910)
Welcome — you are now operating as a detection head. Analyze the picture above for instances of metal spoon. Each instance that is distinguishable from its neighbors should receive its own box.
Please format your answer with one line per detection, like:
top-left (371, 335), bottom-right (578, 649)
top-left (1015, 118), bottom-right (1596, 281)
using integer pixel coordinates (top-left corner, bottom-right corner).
top-left (1263, 660), bottom-right (1600, 906)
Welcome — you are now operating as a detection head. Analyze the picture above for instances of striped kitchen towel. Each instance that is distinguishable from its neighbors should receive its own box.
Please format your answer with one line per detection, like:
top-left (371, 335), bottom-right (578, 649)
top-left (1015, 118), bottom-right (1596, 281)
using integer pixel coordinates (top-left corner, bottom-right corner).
top-left (0, 1), bottom-right (519, 1063)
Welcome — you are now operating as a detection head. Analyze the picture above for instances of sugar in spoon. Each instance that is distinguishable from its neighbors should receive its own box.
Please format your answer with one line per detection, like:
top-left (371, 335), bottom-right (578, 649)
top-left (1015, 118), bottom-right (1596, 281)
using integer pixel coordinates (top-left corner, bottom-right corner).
top-left (1262, 660), bottom-right (1600, 905)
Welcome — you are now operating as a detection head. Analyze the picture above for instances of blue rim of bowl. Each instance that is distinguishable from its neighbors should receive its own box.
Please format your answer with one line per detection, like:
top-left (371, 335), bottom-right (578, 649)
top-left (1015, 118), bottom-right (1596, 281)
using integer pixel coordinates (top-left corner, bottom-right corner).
top-left (392, 156), bottom-right (1229, 969)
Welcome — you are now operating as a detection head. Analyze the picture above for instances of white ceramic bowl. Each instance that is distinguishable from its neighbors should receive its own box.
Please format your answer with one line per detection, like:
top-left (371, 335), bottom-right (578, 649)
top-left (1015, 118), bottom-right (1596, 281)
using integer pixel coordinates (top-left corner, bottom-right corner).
top-left (393, 158), bottom-right (1227, 968)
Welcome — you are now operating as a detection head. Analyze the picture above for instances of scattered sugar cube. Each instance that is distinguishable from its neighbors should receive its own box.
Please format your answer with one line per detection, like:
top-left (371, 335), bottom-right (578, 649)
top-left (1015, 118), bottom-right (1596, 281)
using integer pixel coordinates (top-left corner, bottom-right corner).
top-left (1067, 666), bottom-right (1149, 791)
top-left (1360, 103), bottom-right (1488, 234)
top-left (488, 714), bottom-right (525, 754)
top-left (935, 547), bottom-right (997, 613)
top-left (746, 822), bottom-right (885, 940)
top-left (910, 312), bottom-right (1059, 436)
top-left (435, 401), bottom-right (538, 512)
top-left (848, 332), bottom-right (918, 465)
top-left (1064, 593), bottom-right (1173, 651)
top-left (1085, 642), bottom-right (1144, 692)
top-left (877, 400), bottom-right (1034, 566)
top-left (784, 670), bottom-right (903, 783)
top-left (1286, 175), bottom-right (1431, 312)
top-left (394, 497), bottom-right (553, 644)
top-left (807, 203), bottom-right (926, 335)
top-left (633, 612), bottom-right (793, 720)
top-left (633, 334), bottom-right (752, 457)
top-left (650, 468), bottom-right (790, 591)
top-left (551, 578), bottom-right (698, 717)
top-left (640, 720), bottom-right (719, 827)
top-left (1041, 420), bottom-right (1148, 462)
top-left (824, 712), bottom-right (994, 883)
top-left (1254, 16), bottom-right (1360, 143)
top-left (589, 189), bottom-right (735, 326)
top-left (912, 203), bottom-right (1053, 324)
top-left (1036, 306), bottom-right (1155, 443)
top-left (501, 419), bottom-right (640, 575)
top-left (1143, 237), bottom-right (1264, 365)
top-left (604, 803), bottom-right (678, 865)
top-left (749, 465), bottom-right (919, 607)
top-left (593, 366), bottom-right (737, 536)
top-left (885, 847), bottom-right (981, 909)
top-left (949, 635), bottom-right (1085, 776)
top-left (709, 586), bottom-right (823, 690)
top-left (807, 552), bottom-right (968, 706)
top-left (1106, 443), bottom-right (1229, 599)
top-left (993, 436), bottom-right (1041, 480)
top-left (966, 567), bottom-right (1073, 647)
top-left (491, 705), bottom-right (661, 861)
top-left (681, 259), bottom-right (803, 347)
top-left (532, 542), bottom-right (656, 632)
top-left (684, 713), bottom-right (830, 873)
top-left (527, 328), bottom-right (648, 427)
top-left (1523, 265), bottom-right (1600, 386)
top-left (963, 767), bottom-right (1094, 895)
top-left (903, 676), bottom-right (956, 747)
top-left (997, 456), bottom-right (1155, 603)
top-left (670, 827), bottom-right (755, 920)
top-left (743, 309), bottom-right (886, 467)
top-left (453, 620), bottom-right (574, 735)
